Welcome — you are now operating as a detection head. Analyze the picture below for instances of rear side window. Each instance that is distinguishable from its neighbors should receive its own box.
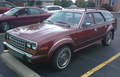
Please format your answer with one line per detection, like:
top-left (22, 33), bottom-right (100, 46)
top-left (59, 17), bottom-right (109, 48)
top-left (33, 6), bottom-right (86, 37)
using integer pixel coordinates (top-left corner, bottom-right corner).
top-left (5, 3), bottom-right (14, 7)
top-left (102, 12), bottom-right (114, 20)
top-left (48, 7), bottom-right (54, 11)
top-left (94, 13), bottom-right (105, 23)
top-left (0, 2), bottom-right (4, 7)
top-left (54, 7), bottom-right (61, 10)
top-left (29, 8), bottom-right (41, 15)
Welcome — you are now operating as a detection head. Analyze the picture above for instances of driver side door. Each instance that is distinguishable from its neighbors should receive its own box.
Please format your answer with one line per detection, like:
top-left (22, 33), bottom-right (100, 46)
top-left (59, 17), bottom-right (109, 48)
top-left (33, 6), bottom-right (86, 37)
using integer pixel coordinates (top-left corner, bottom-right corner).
top-left (75, 13), bottom-right (98, 49)
top-left (11, 8), bottom-right (30, 27)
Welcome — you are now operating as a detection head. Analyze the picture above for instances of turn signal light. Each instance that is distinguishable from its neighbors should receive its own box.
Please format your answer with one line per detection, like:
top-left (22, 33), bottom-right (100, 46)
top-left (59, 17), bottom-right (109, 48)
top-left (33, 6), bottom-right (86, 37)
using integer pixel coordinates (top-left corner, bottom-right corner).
top-left (6, 39), bottom-right (10, 42)
top-left (26, 48), bottom-right (36, 53)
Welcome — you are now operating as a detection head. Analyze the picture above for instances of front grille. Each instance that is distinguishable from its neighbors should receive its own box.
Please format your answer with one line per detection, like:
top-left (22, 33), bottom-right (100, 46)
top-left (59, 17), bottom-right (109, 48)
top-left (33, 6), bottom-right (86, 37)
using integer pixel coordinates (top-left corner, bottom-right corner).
top-left (8, 35), bottom-right (26, 51)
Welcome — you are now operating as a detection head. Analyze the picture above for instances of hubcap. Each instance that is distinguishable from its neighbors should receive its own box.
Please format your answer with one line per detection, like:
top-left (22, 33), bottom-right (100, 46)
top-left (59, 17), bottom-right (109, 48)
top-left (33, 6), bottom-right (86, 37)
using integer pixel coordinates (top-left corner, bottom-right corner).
top-left (106, 32), bottom-right (112, 44)
top-left (3, 22), bottom-right (9, 31)
top-left (57, 48), bottom-right (71, 68)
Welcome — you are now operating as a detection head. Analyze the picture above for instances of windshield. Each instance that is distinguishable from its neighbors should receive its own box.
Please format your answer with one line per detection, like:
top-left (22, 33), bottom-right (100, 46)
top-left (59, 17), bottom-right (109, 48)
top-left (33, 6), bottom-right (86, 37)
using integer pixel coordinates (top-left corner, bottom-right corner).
top-left (46, 11), bottom-right (83, 26)
top-left (4, 8), bottom-right (20, 16)
top-left (42, 7), bottom-right (47, 11)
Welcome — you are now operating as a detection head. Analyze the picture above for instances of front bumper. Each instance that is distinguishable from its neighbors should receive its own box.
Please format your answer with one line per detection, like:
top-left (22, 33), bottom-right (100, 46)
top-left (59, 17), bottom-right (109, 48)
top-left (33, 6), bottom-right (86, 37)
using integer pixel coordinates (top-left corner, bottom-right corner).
top-left (3, 42), bottom-right (47, 63)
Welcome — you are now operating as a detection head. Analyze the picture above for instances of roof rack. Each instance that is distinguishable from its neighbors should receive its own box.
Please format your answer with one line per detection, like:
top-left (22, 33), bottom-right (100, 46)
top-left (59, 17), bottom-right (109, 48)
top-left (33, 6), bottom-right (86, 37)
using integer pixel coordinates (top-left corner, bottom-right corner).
top-left (84, 7), bottom-right (106, 11)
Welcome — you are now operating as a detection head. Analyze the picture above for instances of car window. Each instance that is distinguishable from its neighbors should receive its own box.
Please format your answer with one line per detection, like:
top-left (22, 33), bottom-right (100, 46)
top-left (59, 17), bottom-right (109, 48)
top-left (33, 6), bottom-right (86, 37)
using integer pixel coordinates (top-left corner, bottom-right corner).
top-left (82, 13), bottom-right (94, 27)
top-left (29, 8), bottom-right (41, 15)
top-left (48, 7), bottom-right (54, 11)
top-left (0, 2), bottom-right (4, 7)
top-left (54, 7), bottom-right (61, 10)
top-left (16, 9), bottom-right (28, 16)
top-left (102, 12), bottom-right (114, 20)
top-left (4, 8), bottom-right (19, 16)
top-left (5, 3), bottom-right (14, 7)
top-left (94, 13), bottom-right (105, 23)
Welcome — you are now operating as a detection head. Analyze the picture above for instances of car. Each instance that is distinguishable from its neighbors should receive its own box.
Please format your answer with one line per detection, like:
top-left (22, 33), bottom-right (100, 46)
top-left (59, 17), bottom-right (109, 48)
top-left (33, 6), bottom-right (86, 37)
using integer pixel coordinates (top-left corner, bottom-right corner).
top-left (0, 6), bottom-right (52, 32)
top-left (3, 9), bottom-right (117, 70)
top-left (42, 5), bottom-right (64, 13)
top-left (0, 1), bottom-right (15, 14)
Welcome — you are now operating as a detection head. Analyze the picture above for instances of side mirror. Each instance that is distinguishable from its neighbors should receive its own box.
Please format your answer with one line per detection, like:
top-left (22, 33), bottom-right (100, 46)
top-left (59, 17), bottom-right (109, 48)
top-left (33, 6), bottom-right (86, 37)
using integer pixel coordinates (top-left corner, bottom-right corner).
top-left (14, 13), bottom-right (19, 17)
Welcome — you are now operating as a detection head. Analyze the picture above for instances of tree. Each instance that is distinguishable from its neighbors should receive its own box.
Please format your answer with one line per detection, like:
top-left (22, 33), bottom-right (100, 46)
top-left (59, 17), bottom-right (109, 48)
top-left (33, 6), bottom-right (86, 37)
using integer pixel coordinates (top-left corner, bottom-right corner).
top-left (54, 0), bottom-right (62, 6)
top-left (75, 0), bottom-right (85, 7)
top-left (101, 4), bottom-right (113, 11)
top-left (35, 1), bottom-right (42, 7)
top-left (61, 0), bottom-right (73, 7)
top-left (75, 0), bottom-right (95, 8)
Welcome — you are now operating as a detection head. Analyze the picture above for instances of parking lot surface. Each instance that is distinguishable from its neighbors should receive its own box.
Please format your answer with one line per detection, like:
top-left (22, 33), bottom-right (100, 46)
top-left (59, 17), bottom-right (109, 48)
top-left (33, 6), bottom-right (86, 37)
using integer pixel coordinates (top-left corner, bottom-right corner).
top-left (0, 13), bottom-right (120, 77)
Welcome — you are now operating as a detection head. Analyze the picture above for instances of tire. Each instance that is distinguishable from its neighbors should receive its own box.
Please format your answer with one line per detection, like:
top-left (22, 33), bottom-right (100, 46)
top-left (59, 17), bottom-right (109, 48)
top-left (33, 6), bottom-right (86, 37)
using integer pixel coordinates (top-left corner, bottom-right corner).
top-left (50, 46), bottom-right (71, 70)
top-left (0, 21), bottom-right (10, 32)
top-left (102, 31), bottom-right (112, 46)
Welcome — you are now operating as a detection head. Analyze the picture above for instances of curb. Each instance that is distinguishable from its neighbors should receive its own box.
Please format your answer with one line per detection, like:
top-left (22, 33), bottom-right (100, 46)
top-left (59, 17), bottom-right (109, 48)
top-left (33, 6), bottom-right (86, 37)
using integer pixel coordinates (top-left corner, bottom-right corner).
top-left (1, 53), bottom-right (41, 77)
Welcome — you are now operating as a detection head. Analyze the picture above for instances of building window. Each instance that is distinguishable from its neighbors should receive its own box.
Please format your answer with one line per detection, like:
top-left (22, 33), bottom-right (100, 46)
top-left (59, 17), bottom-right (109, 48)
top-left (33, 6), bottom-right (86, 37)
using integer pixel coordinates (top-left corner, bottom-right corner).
top-left (96, 0), bottom-right (102, 5)
top-left (109, 0), bottom-right (114, 5)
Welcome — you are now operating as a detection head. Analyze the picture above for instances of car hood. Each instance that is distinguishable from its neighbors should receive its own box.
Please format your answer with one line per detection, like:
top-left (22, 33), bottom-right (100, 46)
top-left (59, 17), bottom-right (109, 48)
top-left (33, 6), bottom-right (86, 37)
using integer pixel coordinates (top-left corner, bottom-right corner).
top-left (8, 22), bottom-right (72, 42)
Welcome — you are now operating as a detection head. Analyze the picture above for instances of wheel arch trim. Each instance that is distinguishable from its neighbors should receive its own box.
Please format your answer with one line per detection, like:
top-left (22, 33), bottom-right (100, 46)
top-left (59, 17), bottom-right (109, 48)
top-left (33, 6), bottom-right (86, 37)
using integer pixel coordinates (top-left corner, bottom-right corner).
top-left (47, 38), bottom-right (74, 55)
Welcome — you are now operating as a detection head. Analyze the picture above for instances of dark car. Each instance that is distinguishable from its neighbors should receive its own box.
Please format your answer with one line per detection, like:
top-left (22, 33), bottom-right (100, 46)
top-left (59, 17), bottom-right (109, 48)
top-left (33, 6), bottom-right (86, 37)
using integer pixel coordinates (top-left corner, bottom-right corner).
top-left (4, 9), bottom-right (117, 70)
top-left (0, 1), bottom-right (15, 14)
top-left (0, 7), bottom-right (52, 32)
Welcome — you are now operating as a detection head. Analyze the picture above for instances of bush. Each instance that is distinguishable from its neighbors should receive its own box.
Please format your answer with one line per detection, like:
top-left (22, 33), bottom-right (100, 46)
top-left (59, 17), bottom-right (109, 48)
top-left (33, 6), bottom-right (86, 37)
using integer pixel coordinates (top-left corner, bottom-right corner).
top-left (101, 4), bottom-right (113, 11)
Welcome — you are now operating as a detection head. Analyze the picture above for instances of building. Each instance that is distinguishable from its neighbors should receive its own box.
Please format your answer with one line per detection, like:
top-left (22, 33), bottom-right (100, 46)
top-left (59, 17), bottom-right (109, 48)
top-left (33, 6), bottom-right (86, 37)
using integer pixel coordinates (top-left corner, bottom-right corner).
top-left (93, 0), bottom-right (120, 11)
top-left (6, 0), bottom-right (54, 7)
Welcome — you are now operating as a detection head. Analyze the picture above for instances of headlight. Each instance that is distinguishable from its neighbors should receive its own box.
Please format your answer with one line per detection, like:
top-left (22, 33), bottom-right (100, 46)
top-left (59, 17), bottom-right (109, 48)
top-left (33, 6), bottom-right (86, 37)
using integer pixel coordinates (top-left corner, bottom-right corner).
top-left (8, 34), bottom-right (12, 40)
top-left (32, 43), bottom-right (37, 50)
top-left (26, 42), bottom-right (31, 48)
top-left (6, 33), bottom-right (9, 39)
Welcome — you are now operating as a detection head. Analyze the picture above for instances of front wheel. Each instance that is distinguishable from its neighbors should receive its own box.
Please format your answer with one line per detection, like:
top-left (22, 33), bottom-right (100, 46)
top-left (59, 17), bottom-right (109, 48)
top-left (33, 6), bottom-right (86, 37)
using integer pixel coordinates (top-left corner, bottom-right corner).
top-left (50, 46), bottom-right (72, 70)
top-left (0, 21), bottom-right (10, 32)
top-left (102, 31), bottom-right (113, 46)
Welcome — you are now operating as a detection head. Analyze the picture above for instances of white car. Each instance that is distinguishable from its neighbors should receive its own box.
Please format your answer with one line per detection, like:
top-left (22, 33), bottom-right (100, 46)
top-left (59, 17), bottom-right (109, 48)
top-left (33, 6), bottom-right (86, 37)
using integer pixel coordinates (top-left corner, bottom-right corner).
top-left (42, 5), bottom-right (64, 13)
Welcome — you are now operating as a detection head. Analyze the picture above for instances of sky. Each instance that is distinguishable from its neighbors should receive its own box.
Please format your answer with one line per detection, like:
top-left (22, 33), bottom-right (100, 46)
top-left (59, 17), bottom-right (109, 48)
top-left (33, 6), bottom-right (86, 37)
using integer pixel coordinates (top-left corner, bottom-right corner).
top-left (72, 0), bottom-right (76, 3)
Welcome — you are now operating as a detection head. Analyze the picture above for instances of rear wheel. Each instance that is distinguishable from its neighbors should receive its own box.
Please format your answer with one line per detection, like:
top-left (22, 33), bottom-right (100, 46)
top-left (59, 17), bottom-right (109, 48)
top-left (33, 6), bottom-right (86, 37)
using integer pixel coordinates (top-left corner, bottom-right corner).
top-left (50, 46), bottom-right (71, 70)
top-left (0, 21), bottom-right (10, 32)
top-left (102, 31), bottom-right (112, 46)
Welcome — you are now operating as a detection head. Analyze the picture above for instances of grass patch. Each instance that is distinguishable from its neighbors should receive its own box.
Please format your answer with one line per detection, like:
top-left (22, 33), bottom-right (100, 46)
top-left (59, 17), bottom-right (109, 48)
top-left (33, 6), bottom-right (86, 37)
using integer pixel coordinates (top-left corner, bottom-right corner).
top-left (0, 74), bottom-right (4, 77)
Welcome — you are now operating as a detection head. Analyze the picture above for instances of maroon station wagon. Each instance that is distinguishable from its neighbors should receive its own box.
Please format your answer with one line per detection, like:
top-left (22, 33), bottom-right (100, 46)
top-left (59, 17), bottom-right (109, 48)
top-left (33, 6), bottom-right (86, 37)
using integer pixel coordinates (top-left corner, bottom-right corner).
top-left (0, 1), bottom-right (15, 14)
top-left (0, 7), bottom-right (52, 32)
top-left (4, 9), bottom-right (117, 70)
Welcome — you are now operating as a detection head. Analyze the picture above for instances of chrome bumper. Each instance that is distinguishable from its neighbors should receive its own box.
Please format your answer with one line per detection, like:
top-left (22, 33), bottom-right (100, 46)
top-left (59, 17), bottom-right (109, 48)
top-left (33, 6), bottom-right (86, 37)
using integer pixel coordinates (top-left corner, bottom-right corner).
top-left (3, 42), bottom-right (47, 63)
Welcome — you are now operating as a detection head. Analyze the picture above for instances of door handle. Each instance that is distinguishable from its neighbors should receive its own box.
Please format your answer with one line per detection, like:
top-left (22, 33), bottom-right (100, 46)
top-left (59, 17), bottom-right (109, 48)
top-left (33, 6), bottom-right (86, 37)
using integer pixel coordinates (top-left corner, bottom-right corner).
top-left (105, 25), bottom-right (107, 28)
top-left (94, 28), bottom-right (97, 31)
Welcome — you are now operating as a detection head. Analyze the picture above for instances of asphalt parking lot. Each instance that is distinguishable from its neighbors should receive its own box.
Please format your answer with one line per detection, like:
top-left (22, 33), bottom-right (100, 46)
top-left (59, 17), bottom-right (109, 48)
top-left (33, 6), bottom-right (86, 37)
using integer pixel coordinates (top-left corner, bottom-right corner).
top-left (0, 13), bottom-right (120, 77)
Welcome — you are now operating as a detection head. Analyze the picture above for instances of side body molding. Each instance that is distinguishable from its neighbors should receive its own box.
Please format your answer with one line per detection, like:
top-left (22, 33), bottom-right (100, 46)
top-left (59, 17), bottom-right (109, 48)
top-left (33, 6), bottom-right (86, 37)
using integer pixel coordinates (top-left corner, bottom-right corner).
top-left (47, 38), bottom-right (74, 55)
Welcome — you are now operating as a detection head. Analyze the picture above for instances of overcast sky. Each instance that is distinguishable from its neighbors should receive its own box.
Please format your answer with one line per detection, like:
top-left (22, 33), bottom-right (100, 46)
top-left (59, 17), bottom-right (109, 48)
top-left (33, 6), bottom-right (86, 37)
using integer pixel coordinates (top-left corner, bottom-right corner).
top-left (72, 0), bottom-right (76, 3)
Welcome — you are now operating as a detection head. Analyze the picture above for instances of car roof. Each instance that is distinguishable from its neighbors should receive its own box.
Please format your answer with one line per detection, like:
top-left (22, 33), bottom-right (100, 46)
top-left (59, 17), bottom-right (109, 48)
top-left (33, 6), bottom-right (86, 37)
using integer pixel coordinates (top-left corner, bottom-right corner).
top-left (15, 6), bottom-right (41, 9)
top-left (44, 5), bottom-right (62, 8)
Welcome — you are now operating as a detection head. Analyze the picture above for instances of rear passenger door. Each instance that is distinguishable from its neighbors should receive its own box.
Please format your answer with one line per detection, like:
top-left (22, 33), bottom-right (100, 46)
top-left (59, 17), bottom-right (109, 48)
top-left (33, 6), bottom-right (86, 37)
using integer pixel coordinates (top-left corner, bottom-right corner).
top-left (93, 12), bottom-right (107, 39)
top-left (28, 8), bottom-right (43, 24)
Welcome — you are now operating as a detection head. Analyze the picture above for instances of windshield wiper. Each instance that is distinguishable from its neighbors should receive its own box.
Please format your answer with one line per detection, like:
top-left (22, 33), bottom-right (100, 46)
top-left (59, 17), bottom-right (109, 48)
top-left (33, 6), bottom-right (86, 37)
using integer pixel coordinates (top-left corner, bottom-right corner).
top-left (56, 21), bottom-right (70, 27)
top-left (45, 20), bottom-right (53, 23)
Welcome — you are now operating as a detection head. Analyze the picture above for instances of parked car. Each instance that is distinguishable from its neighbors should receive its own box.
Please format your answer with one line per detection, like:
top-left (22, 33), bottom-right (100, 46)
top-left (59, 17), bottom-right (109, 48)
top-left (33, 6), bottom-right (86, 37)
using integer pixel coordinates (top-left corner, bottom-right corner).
top-left (42, 5), bottom-right (64, 13)
top-left (4, 9), bottom-right (117, 70)
top-left (0, 1), bottom-right (15, 14)
top-left (0, 6), bottom-right (52, 32)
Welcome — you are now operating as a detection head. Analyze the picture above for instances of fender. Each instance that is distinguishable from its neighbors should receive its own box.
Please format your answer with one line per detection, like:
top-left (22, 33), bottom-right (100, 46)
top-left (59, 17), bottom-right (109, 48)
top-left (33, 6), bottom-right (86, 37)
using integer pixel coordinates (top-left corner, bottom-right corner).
top-left (47, 38), bottom-right (75, 56)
